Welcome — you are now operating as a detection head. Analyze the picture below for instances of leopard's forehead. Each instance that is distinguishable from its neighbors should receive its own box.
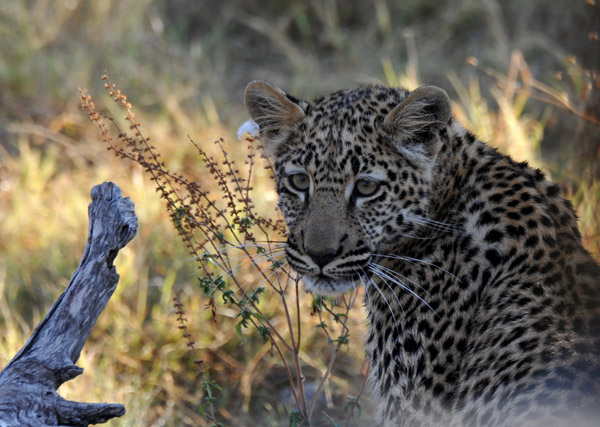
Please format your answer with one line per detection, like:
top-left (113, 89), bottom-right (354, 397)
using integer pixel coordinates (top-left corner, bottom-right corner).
top-left (307, 85), bottom-right (408, 127)
top-left (277, 85), bottom-right (410, 181)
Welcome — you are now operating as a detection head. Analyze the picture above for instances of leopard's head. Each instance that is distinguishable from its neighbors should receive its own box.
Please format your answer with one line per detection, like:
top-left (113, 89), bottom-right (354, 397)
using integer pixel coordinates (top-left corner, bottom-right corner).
top-left (245, 82), bottom-right (452, 295)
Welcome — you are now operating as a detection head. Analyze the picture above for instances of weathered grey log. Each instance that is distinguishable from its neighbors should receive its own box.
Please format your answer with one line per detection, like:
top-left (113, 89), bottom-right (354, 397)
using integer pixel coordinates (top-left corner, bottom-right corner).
top-left (0, 182), bottom-right (137, 426)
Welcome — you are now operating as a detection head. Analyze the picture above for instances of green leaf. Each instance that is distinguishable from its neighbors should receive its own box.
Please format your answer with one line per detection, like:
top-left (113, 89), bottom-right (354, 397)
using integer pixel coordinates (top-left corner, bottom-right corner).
top-left (235, 321), bottom-right (246, 342)
top-left (257, 325), bottom-right (270, 340)
top-left (248, 286), bottom-right (266, 304)
top-left (343, 396), bottom-right (362, 418)
top-left (198, 276), bottom-right (214, 296)
top-left (240, 216), bottom-right (253, 228)
top-left (213, 275), bottom-right (226, 290)
top-left (271, 258), bottom-right (285, 270)
top-left (222, 289), bottom-right (235, 304)
top-left (288, 409), bottom-right (306, 426)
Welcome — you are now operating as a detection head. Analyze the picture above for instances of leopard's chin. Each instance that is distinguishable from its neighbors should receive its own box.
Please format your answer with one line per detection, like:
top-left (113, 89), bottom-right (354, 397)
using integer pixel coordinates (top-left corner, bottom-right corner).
top-left (301, 274), bottom-right (358, 296)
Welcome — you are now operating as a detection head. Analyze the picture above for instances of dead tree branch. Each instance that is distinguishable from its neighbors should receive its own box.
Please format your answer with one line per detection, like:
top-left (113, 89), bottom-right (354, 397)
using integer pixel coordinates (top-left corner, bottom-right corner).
top-left (0, 182), bottom-right (137, 426)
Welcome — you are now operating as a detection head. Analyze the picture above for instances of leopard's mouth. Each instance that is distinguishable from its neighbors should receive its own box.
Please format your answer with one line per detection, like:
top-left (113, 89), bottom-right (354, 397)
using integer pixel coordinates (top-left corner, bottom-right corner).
top-left (284, 244), bottom-right (370, 295)
top-left (301, 273), bottom-right (361, 296)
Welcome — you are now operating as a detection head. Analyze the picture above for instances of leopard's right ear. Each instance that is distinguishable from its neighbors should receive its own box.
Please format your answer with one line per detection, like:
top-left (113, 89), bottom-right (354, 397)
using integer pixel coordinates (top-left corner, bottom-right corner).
top-left (244, 81), bottom-right (306, 156)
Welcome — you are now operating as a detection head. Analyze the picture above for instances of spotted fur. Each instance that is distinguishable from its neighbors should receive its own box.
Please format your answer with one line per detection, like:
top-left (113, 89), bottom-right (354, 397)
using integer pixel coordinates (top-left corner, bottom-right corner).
top-left (245, 81), bottom-right (600, 426)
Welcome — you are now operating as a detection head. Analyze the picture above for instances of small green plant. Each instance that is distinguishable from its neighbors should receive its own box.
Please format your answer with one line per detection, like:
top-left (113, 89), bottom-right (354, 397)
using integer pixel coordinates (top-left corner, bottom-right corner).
top-left (81, 72), bottom-right (368, 426)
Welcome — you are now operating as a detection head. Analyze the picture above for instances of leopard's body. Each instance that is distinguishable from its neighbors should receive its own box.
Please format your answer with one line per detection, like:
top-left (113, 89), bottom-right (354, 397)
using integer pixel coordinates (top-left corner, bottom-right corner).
top-left (245, 82), bottom-right (600, 426)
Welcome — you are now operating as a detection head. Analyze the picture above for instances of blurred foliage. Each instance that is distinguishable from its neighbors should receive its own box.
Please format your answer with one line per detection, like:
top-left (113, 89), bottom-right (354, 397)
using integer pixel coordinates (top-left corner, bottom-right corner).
top-left (0, 0), bottom-right (598, 426)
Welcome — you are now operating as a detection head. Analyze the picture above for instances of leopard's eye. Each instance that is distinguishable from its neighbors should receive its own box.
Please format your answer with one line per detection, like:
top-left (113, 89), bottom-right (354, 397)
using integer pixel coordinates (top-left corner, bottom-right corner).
top-left (354, 178), bottom-right (380, 197)
top-left (288, 173), bottom-right (310, 192)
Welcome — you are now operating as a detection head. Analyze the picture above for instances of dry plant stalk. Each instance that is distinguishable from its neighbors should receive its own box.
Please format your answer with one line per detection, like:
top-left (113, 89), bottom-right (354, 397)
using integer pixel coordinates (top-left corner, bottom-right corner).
top-left (80, 72), bottom-right (367, 425)
top-left (467, 50), bottom-right (600, 126)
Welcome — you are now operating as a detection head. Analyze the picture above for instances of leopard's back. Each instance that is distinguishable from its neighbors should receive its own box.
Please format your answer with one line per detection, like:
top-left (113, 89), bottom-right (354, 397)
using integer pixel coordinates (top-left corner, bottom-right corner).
top-left (368, 136), bottom-right (600, 426)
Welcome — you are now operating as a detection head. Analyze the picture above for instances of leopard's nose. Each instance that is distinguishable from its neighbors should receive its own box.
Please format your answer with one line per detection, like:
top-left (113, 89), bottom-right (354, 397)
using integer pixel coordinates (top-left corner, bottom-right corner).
top-left (306, 247), bottom-right (342, 269)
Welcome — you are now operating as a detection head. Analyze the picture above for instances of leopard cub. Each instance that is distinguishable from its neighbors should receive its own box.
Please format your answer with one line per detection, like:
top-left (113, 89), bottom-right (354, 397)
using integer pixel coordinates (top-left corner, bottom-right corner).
top-left (245, 81), bottom-right (600, 426)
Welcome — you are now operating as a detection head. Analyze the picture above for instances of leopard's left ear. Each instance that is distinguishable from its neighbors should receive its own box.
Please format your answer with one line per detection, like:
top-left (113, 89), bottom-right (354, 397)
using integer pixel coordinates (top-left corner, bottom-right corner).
top-left (383, 85), bottom-right (452, 157)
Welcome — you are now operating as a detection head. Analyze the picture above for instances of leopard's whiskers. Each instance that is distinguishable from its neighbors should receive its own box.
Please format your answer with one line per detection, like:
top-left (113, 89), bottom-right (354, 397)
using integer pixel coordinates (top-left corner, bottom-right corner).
top-left (372, 253), bottom-right (461, 283)
top-left (405, 213), bottom-right (464, 234)
top-left (358, 270), bottom-right (401, 331)
top-left (368, 262), bottom-right (440, 318)
top-left (370, 262), bottom-right (436, 303)
top-left (361, 266), bottom-right (406, 318)
top-left (396, 231), bottom-right (445, 240)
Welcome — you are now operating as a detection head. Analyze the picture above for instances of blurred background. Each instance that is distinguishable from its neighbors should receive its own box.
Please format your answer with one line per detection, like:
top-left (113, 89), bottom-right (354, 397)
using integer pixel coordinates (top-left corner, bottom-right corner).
top-left (0, 1), bottom-right (598, 425)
